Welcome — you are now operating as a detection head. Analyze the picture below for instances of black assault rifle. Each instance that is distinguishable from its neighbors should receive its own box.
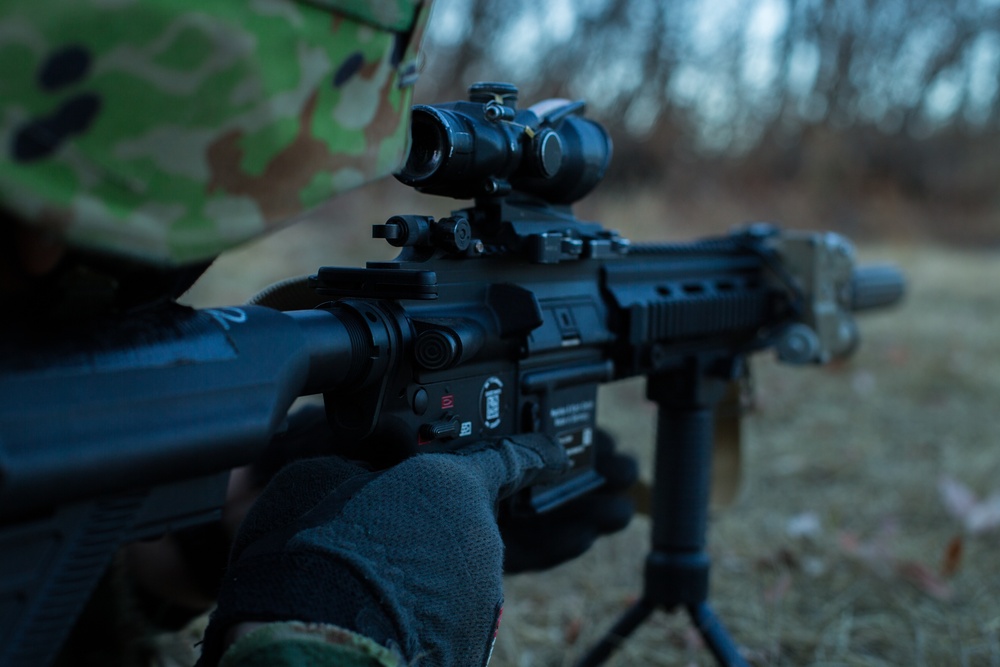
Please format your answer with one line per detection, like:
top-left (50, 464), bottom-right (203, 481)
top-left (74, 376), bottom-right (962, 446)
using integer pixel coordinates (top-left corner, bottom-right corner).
top-left (0, 82), bottom-right (904, 667)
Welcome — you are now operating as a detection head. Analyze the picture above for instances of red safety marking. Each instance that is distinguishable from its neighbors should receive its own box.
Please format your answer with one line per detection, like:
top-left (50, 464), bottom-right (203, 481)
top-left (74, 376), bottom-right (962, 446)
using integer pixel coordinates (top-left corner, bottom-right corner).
top-left (441, 394), bottom-right (455, 409)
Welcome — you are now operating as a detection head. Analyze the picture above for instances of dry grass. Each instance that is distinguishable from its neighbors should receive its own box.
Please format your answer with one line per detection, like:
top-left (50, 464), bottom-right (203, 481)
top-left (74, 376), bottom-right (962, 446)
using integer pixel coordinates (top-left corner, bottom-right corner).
top-left (496, 243), bottom-right (1000, 666)
top-left (180, 183), bottom-right (1000, 666)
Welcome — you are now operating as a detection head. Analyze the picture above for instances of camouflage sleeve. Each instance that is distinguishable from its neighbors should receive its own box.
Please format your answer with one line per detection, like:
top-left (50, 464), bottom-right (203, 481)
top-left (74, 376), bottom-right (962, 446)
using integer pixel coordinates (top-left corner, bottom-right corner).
top-left (218, 621), bottom-right (406, 667)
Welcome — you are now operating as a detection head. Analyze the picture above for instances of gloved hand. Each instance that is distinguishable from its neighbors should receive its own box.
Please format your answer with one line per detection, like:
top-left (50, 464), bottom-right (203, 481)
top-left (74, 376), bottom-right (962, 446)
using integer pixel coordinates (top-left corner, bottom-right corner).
top-left (197, 434), bottom-right (569, 667)
top-left (499, 429), bottom-right (638, 573)
top-left (250, 407), bottom-right (637, 575)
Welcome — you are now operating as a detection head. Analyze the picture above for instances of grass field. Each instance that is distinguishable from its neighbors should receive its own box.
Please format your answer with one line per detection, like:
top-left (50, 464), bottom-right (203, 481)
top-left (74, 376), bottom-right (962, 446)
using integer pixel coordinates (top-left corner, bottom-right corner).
top-left (495, 243), bottom-right (1000, 666)
top-left (182, 185), bottom-right (1000, 666)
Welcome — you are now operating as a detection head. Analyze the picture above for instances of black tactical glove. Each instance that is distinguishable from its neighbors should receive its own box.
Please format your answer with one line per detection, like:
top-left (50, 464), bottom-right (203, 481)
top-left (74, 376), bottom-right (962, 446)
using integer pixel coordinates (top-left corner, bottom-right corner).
top-left (250, 407), bottom-right (637, 575)
top-left (197, 434), bottom-right (568, 667)
top-left (499, 429), bottom-right (638, 573)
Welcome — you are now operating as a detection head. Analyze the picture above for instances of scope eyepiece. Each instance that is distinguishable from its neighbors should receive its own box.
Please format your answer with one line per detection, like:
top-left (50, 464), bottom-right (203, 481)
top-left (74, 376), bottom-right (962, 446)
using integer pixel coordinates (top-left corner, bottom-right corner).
top-left (405, 111), bottom-right (450, 181)
top-left (395, 82), bottom-right (612, 204)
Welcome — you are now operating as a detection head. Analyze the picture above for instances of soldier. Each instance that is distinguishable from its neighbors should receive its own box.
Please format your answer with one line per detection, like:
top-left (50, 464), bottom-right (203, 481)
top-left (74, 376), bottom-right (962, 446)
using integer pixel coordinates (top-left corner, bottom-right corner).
top-left (0, 2), bottom-right (636, 665)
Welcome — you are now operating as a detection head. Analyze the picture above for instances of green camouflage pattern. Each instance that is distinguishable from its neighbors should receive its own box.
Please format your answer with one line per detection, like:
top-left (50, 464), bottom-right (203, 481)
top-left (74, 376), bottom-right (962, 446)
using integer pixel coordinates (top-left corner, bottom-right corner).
top-left (0, 0), bottom-right (431, 265)
top-left (219, 621), bottom-right (403, 667)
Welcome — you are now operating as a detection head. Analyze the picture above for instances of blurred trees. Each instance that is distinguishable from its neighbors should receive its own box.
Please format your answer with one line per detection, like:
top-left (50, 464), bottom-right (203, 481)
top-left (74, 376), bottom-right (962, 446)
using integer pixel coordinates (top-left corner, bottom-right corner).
top-left (416, 0), bottom-right (1000, 237)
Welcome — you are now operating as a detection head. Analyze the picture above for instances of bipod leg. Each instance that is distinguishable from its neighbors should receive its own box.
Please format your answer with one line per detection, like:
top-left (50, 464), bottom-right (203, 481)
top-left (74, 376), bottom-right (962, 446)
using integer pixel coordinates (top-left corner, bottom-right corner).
top-left (574, 599), bottom-right (748, 667)
top-left (688, 602), bottom-right (749, 667)
top-left (578, 362), bottom-right (748, 666)
top-left (575, 599), bottom-right (654, 667)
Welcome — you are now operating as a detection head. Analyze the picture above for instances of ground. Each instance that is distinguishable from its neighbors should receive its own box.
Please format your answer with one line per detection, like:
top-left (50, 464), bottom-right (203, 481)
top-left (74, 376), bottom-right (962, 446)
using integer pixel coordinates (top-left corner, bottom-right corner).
top-left (495, 244), bottom-right (1000, 666)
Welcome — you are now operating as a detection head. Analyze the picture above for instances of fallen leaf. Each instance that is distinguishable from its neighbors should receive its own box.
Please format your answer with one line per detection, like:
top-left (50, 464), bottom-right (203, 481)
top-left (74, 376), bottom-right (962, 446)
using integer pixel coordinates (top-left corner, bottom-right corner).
top-left (763, 572), bottom-right (794, 604)
top-left (683, 626), bottom-right (705, 651)
top-left (938, 476), bottom-right (1000, 534)
top-left (838, 531), bottom-right (861, 554)
top-left (837, 519), bottom-right (898, 574)
top-left (940, 535), bottom-right (964, 578)
top-left (896, 560), bottom-right (954, 600)
top-left (886, 344), bottom-right (909, 366)
top-left (755, 547), bottom-right (800, 572)
top-left (839, 523), bottom-right (955, 600)
top-left (563, 618), bottom-right (583, 645)
top-left (939, 477), bottom-right (977, 520)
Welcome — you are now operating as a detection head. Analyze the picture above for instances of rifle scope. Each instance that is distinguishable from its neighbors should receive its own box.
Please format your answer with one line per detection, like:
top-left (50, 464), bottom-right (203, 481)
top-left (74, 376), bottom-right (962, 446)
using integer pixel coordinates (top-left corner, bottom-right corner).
top-left (396, 82), bottom-right (612, 204)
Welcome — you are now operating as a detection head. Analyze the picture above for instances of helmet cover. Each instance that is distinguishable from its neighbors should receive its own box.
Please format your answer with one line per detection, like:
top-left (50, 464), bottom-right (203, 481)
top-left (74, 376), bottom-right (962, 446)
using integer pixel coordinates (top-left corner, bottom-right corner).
top-left (0, 0), bottom-right (431, 264)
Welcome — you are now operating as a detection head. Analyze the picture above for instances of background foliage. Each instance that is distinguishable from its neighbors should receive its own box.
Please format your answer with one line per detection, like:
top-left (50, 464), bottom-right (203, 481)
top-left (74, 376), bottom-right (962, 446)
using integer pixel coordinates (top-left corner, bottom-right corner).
top-left (416, 0), bottom-right (1000, 245)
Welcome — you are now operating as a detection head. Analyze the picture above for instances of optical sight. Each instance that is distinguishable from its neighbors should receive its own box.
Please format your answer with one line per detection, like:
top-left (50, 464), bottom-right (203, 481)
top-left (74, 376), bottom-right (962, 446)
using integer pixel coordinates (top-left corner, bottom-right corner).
top-left (396, 82), bottom-right (612, 204)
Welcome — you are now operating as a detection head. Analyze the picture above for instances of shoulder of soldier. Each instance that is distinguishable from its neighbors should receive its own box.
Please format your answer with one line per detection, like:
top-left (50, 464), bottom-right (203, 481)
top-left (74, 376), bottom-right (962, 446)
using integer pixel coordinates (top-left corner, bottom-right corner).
top-left (218, 621), bottom-right (408, 667)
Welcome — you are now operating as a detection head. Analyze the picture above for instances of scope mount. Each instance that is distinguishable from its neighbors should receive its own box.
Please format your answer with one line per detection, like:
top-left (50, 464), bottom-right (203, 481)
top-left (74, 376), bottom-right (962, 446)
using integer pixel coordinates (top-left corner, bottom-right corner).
top-left (382, 81), bottom-right (624, 263)
top-left (371, 195), bottom-right (631, 265)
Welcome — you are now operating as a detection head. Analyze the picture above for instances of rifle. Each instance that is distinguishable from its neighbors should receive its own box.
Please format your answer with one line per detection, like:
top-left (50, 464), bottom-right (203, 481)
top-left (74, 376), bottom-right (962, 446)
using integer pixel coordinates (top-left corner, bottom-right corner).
top-left (0, 82), bottom-right (904, 667)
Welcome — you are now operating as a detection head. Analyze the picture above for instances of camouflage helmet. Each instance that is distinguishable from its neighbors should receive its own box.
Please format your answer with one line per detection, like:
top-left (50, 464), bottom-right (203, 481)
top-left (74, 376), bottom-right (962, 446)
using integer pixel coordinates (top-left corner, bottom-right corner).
top-left (0, 0), bottom-right (432, 266)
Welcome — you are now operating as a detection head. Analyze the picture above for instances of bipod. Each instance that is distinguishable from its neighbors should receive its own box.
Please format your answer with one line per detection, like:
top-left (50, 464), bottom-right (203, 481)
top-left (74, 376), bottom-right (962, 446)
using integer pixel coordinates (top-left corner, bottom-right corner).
top-left (577, 362), bottom-right (749, 667)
